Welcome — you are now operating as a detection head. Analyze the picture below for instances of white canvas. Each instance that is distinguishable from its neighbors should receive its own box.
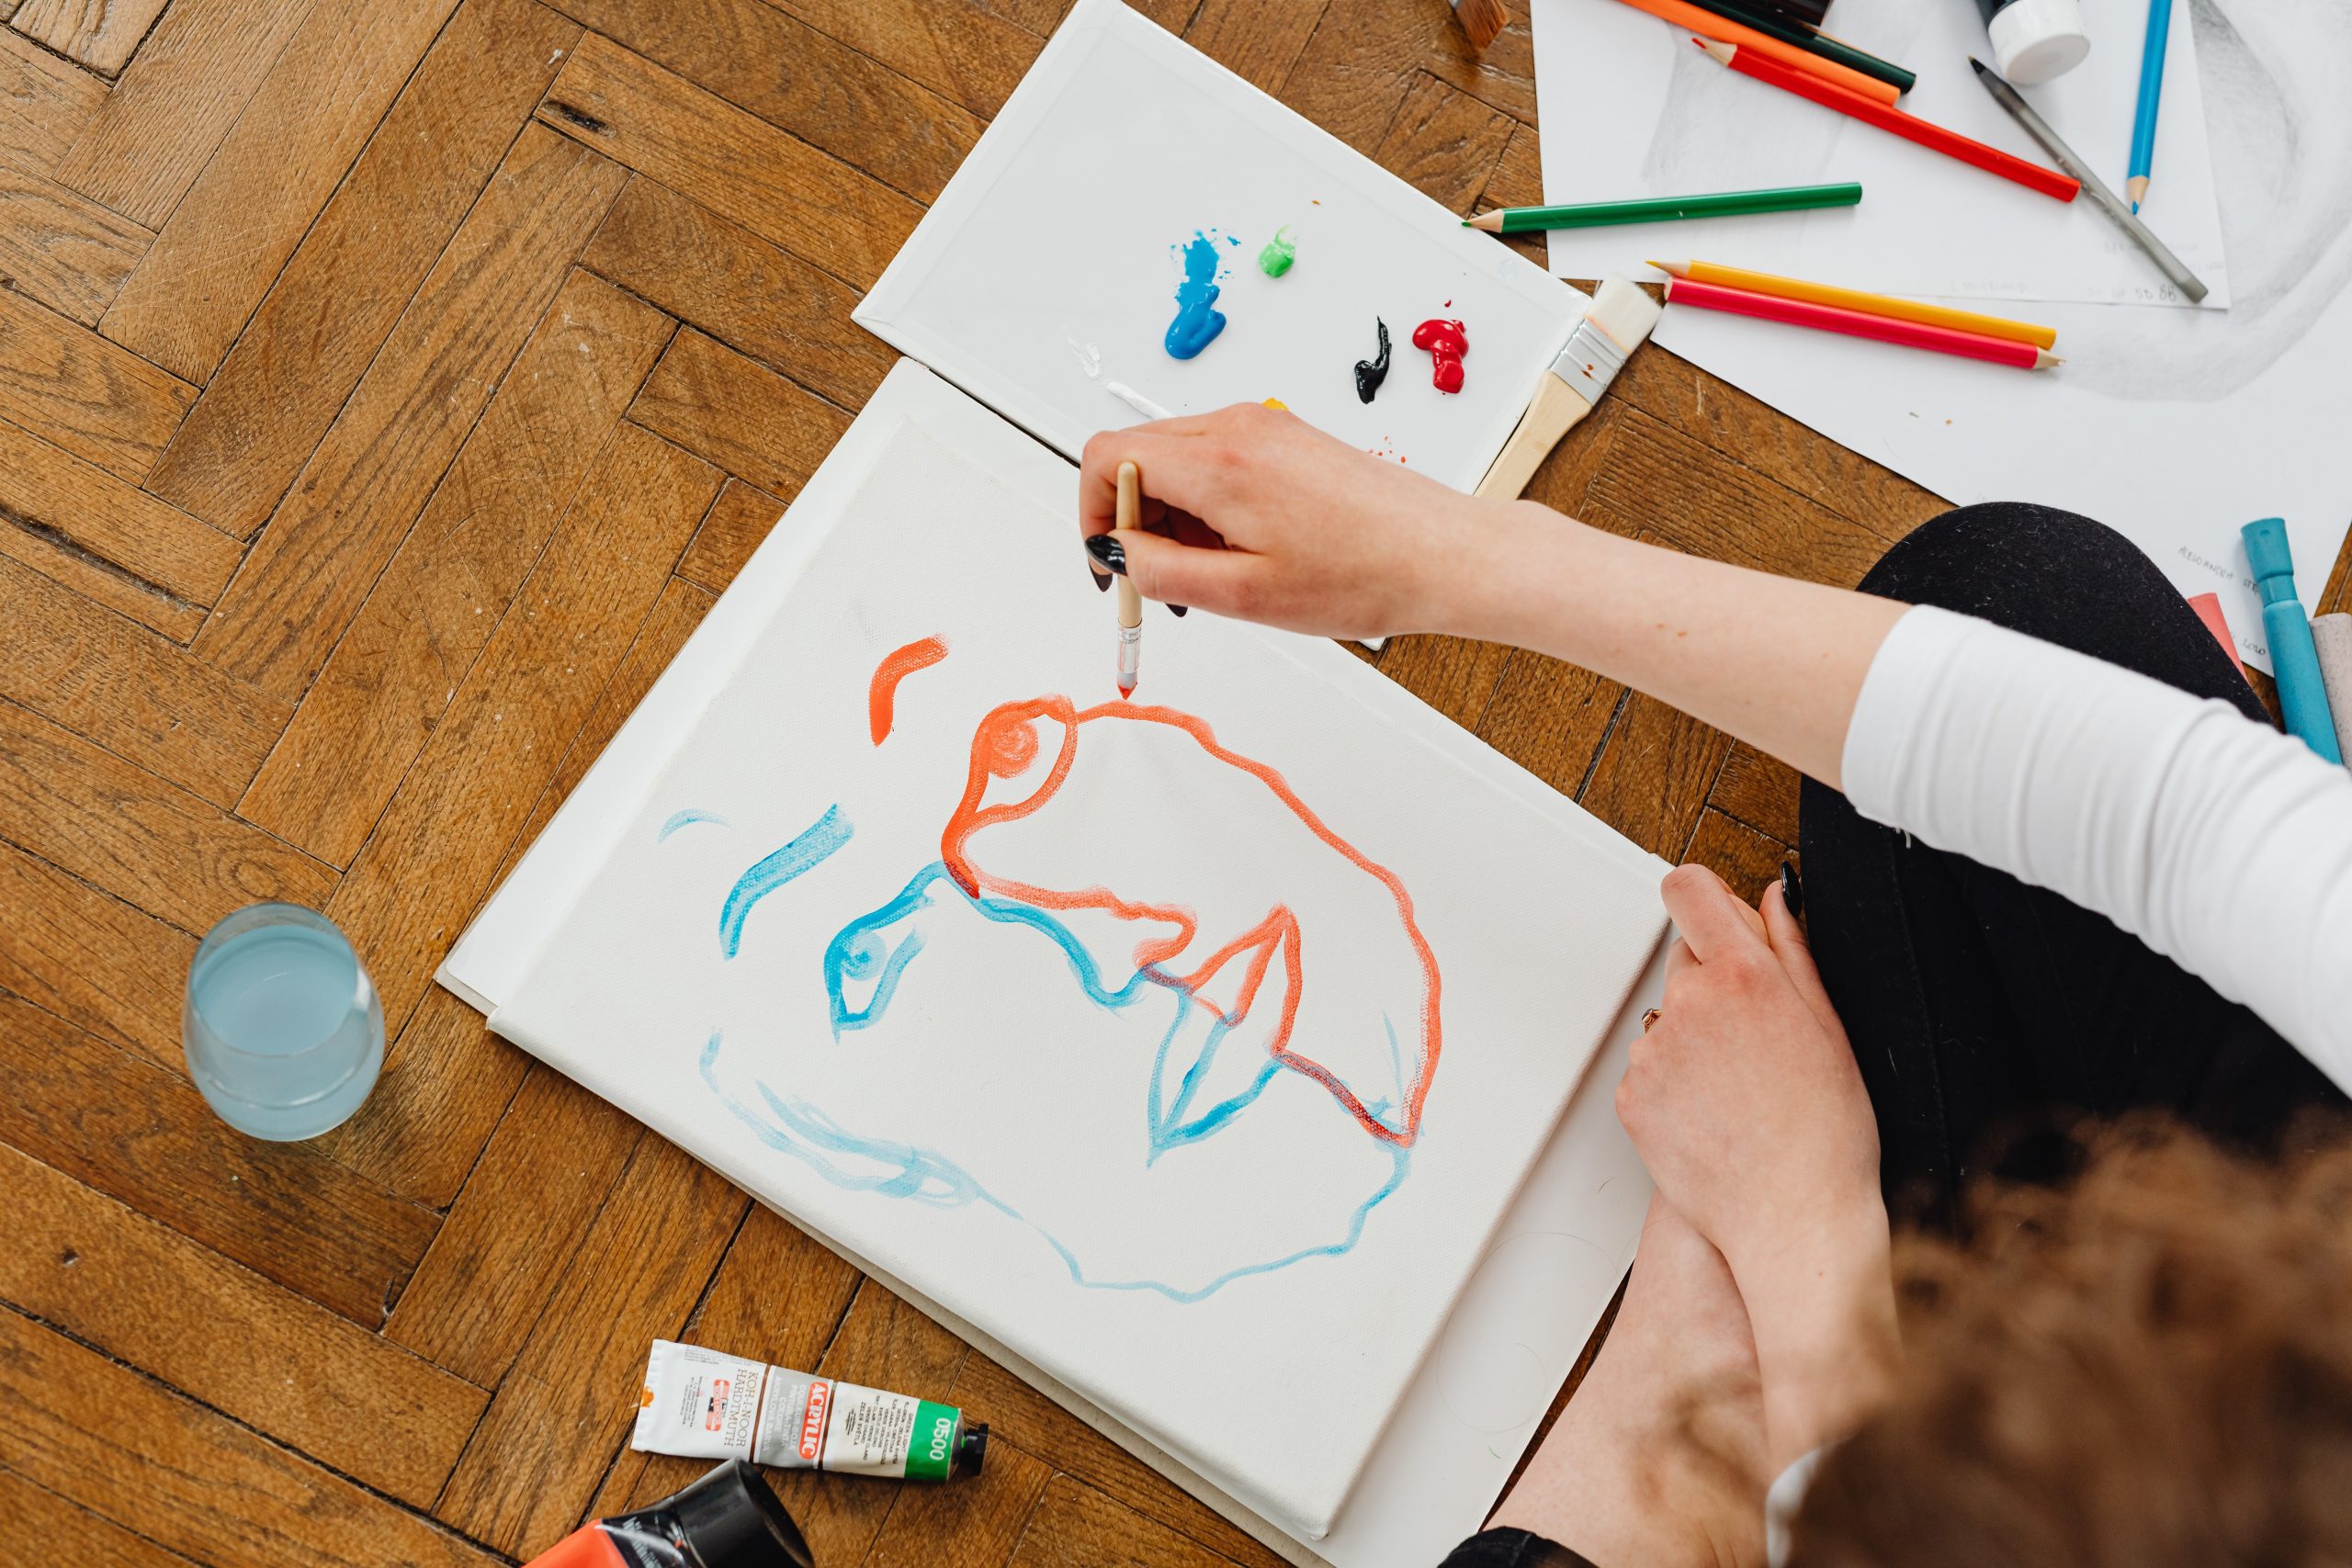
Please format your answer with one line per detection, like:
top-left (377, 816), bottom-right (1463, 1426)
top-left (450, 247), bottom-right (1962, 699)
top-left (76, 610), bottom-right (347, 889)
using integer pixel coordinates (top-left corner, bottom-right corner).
top-left (1535, 0), bottom-right (2229, 307)
top-left (854, 0), bottom-right (1593, 491)
top-left (1535, 0), bottom-right (2352, 670)
top-left (487, 407), bottom-right (1666, 1538)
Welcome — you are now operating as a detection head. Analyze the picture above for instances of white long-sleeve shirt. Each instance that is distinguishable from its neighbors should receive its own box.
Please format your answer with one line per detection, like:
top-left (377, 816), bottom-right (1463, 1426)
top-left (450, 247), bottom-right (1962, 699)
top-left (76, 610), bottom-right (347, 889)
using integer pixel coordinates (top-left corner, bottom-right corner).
top-left (1840, 606), bottom-right (2352, 1080)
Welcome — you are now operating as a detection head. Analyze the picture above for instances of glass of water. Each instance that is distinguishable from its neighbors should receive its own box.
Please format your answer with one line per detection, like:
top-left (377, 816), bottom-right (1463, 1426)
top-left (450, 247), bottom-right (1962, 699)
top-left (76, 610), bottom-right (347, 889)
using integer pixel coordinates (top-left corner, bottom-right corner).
top-left (183, 903), bottom-right (385, 1141)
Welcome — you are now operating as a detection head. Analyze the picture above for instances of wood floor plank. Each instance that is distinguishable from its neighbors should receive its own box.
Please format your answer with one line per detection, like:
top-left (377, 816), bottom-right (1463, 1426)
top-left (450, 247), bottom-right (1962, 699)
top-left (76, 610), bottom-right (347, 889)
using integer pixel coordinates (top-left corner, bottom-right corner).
top-left (628, 330), bottom-right (852, 503)
top-left (1708, 740), bottom-right (1801, 843)
top-left (1007, 1474), bottom-right (1232, 1568)
top-left (0, 1142), bottom-right (487, 1506)
top-left (435, 1133), bottom-right (749, 1558)
top-left (0, 288), bottom-right (193, 479)
top-left (235, 269), bottom-right (673, 866)
top-left (1683, 807), bottom-right (1788, 904)
top-left (677, 478), bottom-right (785, 594)
top-left (325, 423), bottom-right (720, 1040)
top-left (585, 1200), bottom-right (864, 1520)
top-left (1577, 689), bottom-right (1733, 860)
top-left (194, 124), bottom-right (629, 693)
top-left (548, 0), bottom-right (982, 205)
top-left (765, 1279), bottom-right (972, 1568)
top-left (0, 991), bottom-right (440, 1327)
top-left (944, 1354), bottom-right (1287, 1568)
top-left (0, 554), bottom-right (288, 805)
top-left (97, 0), bottom-right (466, 384)
top-left (1581, 409), bottom-right (1891, 590)
top-left (865, 1436), bottom-right (1055, 1568)
top-left (0, 29), bottom-right (107, 176)
top-left (1476, 650), bottom-right (1623, 798)
top-left (52, 0), bottom-right (317, 228)
top-left (581, 175), bottom-right (892, 412)
top-left (0, 164), bottom-right (152, 324)
top-left (1283, 0), bottom-right (1533, 154)
top-left (759, 0), bottom-right (1045, 118)
top-left (0, 521), bottom-right (201, 639)
top-left (537, 32), bottom-right (922, 292)
top-left (0, 837), bottom-right (191, 1065)
top-left (1185, 0), bottom-right (1327, 95)
top-left (1476, 118), bottom-right (1547, 267)
top-left (147, 0), bottom-right (582, 537)
top-left (11, 0), bottom-right (174, 74)
top-left (0, 415), bottom-right (240, 607)
top-left (313, 982), bottom-right (533, 1209)
top-left (1370, 71), bottom-right (1515, 212)
top-left (0, 699), bottom-right (333, 936)
top-left (0, 1465), bottom-right (200, 1568)
top-left (385, 1064), bottom-right (642, 1387)
top-left (1612, 348), bottom-right (1943, 547)
top-left (0, 1309), bottom-right (495, 1568)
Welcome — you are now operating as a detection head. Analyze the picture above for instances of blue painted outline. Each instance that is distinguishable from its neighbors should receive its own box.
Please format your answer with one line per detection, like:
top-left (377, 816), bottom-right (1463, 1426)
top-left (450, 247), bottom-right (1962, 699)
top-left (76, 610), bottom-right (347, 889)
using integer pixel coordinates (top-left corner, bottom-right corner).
top-left (718, 805), bottom-right (853, 958)
top-left (658, 808), bottom-right (730, 841)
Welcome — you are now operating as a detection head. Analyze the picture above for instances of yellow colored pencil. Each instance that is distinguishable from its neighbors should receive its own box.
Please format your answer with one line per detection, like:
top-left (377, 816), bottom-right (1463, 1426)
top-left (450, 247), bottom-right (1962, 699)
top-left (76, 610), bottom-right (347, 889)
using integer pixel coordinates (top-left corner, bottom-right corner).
top-left (1650, 259), bottom-right (2058, 349)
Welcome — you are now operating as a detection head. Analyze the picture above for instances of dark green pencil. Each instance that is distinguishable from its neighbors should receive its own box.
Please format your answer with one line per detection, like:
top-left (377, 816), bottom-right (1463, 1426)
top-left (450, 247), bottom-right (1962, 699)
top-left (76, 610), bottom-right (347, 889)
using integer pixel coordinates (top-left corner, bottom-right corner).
top-left (1685, 0), bottom-right (1916, 94)
top-left (1465, 183), bottom-right (1862, 233)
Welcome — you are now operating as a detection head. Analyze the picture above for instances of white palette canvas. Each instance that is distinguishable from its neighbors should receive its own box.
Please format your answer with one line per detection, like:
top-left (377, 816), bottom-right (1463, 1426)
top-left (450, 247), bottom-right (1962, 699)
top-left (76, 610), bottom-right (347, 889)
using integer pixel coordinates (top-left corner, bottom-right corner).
top-left (488, 407), bottom-right (1666, 1537)
top-left (1535, 0), bottom-right (2230, 307)
top-left (854, 0), bottom-right (1592, 490)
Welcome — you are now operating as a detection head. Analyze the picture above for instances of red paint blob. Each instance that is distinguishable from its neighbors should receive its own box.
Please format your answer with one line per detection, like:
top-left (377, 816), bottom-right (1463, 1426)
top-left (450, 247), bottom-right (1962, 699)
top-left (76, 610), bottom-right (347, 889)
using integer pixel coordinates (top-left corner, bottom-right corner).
top-left (1412, 318), bottom-right (1467, 394)
top-left (867, 636), bottom-right (949, 744)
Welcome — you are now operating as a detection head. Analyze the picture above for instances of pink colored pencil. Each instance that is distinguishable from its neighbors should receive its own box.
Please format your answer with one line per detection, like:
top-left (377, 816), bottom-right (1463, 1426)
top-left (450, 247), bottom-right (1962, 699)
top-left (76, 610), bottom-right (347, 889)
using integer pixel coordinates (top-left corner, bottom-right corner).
top-left (1665, 276), bottom-right (2062, 369)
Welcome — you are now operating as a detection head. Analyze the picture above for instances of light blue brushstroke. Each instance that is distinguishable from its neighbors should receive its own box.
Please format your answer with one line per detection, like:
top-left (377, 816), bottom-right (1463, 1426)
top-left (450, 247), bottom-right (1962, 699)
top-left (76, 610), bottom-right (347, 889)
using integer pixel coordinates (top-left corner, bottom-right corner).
top-left (658, 808), bottom-right (730, 841)
top-left (718, 805), bottom-right (853, 959)
top-left (702, 1030), bottom-right (1407, 1303)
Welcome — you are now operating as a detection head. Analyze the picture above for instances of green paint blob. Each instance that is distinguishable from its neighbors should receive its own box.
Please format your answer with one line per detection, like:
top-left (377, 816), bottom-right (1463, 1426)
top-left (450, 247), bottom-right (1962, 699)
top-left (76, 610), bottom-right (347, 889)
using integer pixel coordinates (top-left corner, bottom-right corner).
top-left (1257, 225), bottom-right (1296, 277)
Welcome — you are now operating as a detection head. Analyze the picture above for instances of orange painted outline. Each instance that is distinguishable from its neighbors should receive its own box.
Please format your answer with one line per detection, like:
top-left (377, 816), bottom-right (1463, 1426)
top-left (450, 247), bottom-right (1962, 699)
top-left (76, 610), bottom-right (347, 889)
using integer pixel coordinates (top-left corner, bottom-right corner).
top-left (942, 696), bottom-right (1442, 1147)
top-left (868, 637), bottom-right (950, 745)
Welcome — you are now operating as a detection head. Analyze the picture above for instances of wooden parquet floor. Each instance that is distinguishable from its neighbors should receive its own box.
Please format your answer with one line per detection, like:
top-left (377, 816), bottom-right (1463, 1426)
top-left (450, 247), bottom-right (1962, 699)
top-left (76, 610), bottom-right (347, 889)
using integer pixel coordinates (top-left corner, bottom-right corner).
top-left (0, 2), bottom-right (2342, 1563)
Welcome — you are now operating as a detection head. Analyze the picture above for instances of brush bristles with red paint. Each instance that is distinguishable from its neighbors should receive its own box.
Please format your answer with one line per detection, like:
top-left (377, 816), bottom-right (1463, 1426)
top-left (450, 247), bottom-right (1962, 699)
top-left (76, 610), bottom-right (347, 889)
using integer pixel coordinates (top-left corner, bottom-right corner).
top-left (1452, 0), bottom-right (1509, 50)
top-left (1694, 38), bottom-right (2078, 204)
top-left (1665, 276), bottom-right (2062, 369)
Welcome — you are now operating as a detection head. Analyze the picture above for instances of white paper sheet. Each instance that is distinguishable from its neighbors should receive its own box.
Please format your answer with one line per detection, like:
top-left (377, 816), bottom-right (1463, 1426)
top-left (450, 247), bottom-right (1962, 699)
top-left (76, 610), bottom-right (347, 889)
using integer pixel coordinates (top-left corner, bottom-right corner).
top-left (854, 0), bottom-right (1594, 491)
top-left (1536, 0), bottom-right (2352, 670)
top-left (481, 370), bottom-right (1666, 1540)
top-left (1536, 0), bottom-right (2229, 307)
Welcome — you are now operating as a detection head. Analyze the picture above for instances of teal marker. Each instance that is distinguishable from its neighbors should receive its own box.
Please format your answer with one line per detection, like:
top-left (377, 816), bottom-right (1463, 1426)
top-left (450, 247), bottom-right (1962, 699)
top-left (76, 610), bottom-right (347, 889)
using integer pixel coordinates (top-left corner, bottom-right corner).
top-left (2242, 519), bottom-right (2344, 763)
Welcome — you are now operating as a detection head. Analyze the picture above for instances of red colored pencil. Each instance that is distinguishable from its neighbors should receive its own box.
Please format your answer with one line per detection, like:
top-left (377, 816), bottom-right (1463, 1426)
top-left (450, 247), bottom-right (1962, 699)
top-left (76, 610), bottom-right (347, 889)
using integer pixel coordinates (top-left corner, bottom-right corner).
top-left (1665, 276), bottom-right (2062, 368)
top-left (1695, 39), bottom-right (2079, 204)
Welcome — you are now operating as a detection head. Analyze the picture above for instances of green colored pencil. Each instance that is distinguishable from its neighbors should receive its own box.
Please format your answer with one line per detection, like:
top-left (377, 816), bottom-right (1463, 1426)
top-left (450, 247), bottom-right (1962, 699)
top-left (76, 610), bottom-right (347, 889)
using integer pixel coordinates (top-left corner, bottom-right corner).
top-left (1465, 183), bottom-right (1862, 233)
top-left (1684, 0), bottom-right (1916, 94)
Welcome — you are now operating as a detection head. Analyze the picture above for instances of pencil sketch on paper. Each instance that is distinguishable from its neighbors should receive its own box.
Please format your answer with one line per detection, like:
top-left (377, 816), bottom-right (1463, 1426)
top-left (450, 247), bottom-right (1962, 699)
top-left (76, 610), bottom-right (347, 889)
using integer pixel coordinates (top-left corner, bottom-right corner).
top-left (678, 640), bottom-right (1447, 1302)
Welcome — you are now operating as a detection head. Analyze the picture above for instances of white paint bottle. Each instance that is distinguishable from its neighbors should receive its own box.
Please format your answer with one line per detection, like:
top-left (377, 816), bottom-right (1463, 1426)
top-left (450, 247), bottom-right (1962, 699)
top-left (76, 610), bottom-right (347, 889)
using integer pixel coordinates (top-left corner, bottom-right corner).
top-left (1976, 0), bottom-right (2091, 85)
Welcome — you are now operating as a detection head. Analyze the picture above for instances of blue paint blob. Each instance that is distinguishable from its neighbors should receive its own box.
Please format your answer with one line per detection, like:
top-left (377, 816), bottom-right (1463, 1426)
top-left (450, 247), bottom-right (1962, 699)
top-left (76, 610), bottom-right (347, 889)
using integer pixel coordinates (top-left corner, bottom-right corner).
top-left (1164, 231), bottom-right (1227, 360)
top-left (658, 808), bottom-right (729, 841)
top-left (718, 804), bottom-right (853, 958)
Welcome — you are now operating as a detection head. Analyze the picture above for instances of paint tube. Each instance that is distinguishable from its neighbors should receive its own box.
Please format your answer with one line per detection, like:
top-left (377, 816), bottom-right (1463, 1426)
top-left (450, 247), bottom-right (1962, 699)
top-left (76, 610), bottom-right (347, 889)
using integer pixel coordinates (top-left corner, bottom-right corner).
top-left (635, 1338), bottom-right (988, 1482)
top-left (525, 1459), bottom-right (810, 1568)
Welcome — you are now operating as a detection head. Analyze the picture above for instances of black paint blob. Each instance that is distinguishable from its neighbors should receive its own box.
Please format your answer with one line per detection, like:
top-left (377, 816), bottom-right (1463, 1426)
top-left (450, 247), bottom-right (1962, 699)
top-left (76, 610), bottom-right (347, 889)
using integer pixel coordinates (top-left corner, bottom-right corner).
top-left (1353, 318), bottom-right (1391, 404)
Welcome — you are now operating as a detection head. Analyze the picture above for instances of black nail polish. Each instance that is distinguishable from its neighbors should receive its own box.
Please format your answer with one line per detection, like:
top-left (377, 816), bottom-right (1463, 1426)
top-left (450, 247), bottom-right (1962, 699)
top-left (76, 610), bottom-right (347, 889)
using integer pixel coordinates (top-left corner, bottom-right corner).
top-left (1780, 860), bottom-right (1804, 919)
top-left (1085, 534), bottom-right (1127, 574)
top-left (1091, 563), bottom-right (1112, 592)
top-left (1170, 604), bottom-right (1188, 617)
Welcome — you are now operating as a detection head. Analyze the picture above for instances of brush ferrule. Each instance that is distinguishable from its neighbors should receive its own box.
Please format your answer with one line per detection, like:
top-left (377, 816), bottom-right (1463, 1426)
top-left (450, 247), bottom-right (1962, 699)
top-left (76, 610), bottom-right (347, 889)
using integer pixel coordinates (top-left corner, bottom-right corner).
top-left (1549, 314), bottom-right (1631, 403)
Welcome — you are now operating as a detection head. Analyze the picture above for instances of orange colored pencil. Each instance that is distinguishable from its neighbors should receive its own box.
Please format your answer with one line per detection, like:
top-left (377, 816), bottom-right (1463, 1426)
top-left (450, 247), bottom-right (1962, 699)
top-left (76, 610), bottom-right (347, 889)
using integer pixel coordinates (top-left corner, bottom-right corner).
top-left (1651, 260), bottom-right (2059, 349)
top-left (1697, 39), bottom-right (2078, 203)
top-left (1666, 276), bottom-right (2061, 369)
top-left (1608, 0), bottom-right (1900, 106)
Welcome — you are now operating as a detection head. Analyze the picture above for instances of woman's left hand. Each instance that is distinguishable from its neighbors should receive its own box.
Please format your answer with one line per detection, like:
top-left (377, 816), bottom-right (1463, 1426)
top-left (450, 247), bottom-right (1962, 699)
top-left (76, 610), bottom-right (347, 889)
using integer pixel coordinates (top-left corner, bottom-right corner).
top-left (1615, 863), bottom-right (1896, 1468)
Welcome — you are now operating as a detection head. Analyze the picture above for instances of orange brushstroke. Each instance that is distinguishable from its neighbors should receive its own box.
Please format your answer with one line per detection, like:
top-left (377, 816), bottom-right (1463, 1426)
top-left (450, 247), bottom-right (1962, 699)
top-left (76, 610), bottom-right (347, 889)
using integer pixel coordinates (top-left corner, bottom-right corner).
top-left (868, 637), bottom-right (949, 745)
top-left (941, 696), bottom-right (1443, 1147)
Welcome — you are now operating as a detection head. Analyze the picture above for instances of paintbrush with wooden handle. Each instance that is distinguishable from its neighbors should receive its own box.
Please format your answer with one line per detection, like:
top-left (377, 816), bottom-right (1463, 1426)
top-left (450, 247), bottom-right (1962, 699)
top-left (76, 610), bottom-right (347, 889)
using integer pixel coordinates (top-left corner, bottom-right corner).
top-left (1476, 276), bottom-right (1662, 500)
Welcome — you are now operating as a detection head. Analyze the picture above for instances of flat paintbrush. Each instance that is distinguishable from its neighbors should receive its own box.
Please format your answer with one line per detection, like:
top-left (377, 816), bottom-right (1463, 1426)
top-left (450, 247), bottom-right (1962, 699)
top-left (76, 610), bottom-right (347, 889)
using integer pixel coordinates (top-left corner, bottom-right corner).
top-left (1450, 0), bottom-right (1509, 50)
top-left (1476, 276), bottom-right (1664, 500)
top-left (1114, 460), bottom-right (1143, 697)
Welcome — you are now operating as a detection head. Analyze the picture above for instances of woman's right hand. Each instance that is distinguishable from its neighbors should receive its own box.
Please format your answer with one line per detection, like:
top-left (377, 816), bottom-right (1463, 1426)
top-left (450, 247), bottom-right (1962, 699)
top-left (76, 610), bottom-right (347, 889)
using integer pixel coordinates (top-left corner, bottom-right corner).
top-left (1076, 400), bottom-right (1521, 643)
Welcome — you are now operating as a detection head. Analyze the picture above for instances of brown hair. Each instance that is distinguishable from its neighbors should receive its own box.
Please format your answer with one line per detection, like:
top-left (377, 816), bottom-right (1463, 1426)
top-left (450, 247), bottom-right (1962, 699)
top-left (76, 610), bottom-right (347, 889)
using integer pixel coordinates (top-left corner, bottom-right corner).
top-left (1790, 1120), bottom-right (2352, 1568)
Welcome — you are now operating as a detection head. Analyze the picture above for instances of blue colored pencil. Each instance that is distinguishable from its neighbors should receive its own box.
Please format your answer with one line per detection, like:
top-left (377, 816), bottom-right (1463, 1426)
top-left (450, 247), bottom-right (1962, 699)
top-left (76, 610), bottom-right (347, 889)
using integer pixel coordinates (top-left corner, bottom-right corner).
top-left (2127, 0), bottom-right (2171, 213)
